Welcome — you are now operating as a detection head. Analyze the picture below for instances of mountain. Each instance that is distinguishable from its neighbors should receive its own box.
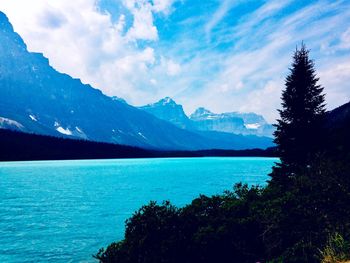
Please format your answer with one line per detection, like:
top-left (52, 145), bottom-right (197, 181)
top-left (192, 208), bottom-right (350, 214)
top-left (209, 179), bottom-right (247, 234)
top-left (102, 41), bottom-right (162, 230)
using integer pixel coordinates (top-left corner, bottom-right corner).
top-left (0, 11), bottom-right (273, 150)
top-left (326, 101), bottom-right (350, 155)
top-left (190, 107), bottom-right (247, 134)
top-left (139, 97), bottom-right (194, 129)
top-left (327, 101), bottom-right (350, 130)
top-left (190, 108), bottom-right (274, 137)
top-left (139, 97), bottom-right (274, 137)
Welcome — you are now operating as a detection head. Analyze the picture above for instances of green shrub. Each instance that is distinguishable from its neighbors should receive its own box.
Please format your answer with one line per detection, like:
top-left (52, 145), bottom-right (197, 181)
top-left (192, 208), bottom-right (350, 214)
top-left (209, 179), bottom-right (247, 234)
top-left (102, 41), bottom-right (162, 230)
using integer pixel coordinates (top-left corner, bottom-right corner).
top-left (320, 233), bottom-right (350, 263)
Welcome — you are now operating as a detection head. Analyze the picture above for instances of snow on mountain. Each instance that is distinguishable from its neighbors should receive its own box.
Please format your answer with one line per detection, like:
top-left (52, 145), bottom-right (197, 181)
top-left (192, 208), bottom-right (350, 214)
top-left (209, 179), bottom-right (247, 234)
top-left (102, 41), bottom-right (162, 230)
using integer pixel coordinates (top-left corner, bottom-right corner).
top-left (190, 108), bottom-right (274, 137)
top-left (140, 98), bottom-right (275, 138)
top-left (245, 123), bottom-right (260, 130)
top-left (56, 126), bottom-right (72, 135)
top-left (0, 117), bottom-right (24, 131)
top-left (29, 115), bottom-right (37, 121)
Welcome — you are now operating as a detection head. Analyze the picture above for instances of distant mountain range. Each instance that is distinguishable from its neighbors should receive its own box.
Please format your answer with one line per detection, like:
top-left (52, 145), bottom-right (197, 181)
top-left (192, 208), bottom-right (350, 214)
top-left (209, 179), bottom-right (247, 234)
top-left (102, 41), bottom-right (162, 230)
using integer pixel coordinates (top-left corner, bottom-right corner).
top-left (140, 97), bottom-right (274, 137)
top-left (0, 11), bottom-right (273, 150)
top-left (2, 101), bottom-right (349, 161)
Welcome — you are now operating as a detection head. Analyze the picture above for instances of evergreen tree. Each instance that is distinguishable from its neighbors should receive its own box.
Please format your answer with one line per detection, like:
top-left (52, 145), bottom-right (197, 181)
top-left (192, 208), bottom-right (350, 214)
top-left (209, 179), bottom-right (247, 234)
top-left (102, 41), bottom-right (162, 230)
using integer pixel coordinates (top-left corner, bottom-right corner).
top-left (272, 44), bottom-right (326, 180)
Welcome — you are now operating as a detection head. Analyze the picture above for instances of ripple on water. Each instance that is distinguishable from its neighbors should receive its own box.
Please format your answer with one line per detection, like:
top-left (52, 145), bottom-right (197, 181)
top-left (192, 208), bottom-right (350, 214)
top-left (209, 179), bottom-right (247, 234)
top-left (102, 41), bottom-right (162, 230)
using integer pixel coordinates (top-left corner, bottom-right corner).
top-left (0, 157), bottom-right (277, 262)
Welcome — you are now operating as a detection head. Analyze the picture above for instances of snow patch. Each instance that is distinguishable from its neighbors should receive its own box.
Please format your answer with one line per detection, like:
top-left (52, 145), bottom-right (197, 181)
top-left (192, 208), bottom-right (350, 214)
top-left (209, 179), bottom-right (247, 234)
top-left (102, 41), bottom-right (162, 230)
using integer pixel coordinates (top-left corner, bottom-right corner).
top-left (164, 97), bottom-right (172, 104)
top-left (161, 97), bottom-right (175, 106)
top-left (0, 117), bottom-right (24, 129)
top-left (56, 127), bottom-right (72, 135)
top-left (245, 123), bottom-right (260, 129)
top-left (29, 115), bottom-right (37, 121)
top-left (138, 132), bottom-right (147, 140)
top-left (75, 127), bottom-right (83, 133)
top-left (206, 115), bottom-right (219, 120)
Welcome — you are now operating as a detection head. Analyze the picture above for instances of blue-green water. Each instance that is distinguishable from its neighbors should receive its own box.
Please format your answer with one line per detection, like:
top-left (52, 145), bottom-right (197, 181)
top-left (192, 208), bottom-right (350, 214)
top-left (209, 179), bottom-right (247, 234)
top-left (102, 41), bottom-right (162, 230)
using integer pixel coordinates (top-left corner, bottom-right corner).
top-left (0, 157), bottom-right (277, 263)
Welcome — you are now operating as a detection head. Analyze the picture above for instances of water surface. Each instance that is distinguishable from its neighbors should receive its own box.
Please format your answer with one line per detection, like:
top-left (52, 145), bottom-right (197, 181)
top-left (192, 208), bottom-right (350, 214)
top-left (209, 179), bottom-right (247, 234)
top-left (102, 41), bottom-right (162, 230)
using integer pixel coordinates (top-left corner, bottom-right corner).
top-left (0, 157), bottom-right (277, 262)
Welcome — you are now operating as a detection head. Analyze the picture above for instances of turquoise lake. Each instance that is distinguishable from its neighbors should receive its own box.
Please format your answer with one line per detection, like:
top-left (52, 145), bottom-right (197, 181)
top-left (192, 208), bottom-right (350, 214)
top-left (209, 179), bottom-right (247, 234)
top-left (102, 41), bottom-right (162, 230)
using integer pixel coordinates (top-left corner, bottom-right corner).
top-left (0, 157), bottom-right (278, 262)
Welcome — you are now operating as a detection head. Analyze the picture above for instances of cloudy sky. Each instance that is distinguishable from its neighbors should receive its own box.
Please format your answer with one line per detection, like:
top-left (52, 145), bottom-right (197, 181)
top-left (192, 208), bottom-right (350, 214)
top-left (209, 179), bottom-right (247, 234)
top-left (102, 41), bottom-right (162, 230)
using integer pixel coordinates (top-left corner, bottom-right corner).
top-left (1, 0), bottom-right (349, 122)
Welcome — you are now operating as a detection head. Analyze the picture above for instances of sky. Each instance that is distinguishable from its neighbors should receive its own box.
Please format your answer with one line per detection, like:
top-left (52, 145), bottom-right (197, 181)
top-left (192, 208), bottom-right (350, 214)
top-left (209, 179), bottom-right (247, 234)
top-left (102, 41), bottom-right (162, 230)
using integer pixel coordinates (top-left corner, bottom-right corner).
top-left (0, 0), bottom-right (350, 122)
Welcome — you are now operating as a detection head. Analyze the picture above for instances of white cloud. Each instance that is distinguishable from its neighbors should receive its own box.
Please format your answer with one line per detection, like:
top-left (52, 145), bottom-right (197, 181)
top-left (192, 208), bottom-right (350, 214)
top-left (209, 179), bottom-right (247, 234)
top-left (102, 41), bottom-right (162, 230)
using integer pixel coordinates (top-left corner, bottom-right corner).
top-left (124, 0), bottom-right (158, 41)
top-left (319, 61), bottom-right (350, 110)
top-left (337, 28), bottom-right (350, 50)
top-left (239, 80), bottom-right (283, 122)
top-left (116, 14), bottom-right (126, 32)
top-left (162, 58), bottom-right (181, 76)
top-left (150, 78), bottom-right (158, 85)
top-left (205, 0), bottom-right (236, 38)
top-left (122, 0), bottom-right (177, 41)
top-left (152, 0), bottom-right (176, 14)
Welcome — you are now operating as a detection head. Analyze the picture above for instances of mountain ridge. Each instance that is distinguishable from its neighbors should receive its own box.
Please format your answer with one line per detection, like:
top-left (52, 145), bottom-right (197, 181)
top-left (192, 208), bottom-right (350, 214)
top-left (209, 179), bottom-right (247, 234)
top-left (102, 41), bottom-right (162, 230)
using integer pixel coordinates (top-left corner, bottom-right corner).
top-left (140, 97), bottom-right (274, 137)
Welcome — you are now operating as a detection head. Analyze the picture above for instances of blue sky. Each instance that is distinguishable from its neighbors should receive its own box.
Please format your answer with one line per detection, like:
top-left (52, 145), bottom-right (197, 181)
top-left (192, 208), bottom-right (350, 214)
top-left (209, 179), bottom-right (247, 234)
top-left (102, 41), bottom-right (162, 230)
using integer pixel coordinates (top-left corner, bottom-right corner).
top-left (1, 0), bottom-right (350, 121)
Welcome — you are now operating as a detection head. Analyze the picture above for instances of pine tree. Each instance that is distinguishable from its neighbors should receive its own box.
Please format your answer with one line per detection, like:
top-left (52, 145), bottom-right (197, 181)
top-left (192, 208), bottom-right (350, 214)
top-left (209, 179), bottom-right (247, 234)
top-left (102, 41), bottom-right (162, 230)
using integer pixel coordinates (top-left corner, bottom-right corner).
top-left (272, 44), bottom-right (326, 180)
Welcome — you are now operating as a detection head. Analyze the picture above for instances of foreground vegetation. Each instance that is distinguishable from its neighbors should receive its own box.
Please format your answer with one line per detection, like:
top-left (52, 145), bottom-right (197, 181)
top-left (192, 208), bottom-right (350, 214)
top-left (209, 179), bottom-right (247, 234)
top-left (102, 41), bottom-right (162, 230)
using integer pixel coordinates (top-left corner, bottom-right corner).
top-left (94, 45), bottom-right (350, 262)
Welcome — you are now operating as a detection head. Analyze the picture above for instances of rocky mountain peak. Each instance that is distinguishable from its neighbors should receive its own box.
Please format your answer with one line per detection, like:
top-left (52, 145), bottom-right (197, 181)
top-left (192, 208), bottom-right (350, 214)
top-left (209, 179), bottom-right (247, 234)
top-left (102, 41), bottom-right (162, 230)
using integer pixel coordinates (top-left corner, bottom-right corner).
top-left (158, 97), bottom-right (177, 106)
top-left (190, 107), bottom-right (214, 120)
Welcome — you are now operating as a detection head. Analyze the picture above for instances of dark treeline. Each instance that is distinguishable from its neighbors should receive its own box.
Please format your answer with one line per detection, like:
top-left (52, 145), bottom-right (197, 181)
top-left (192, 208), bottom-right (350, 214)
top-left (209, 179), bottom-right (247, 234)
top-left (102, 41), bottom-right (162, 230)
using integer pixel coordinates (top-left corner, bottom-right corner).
top-left (0, 129), bottom-right (277, 161)
top-left (0, 129), bottom-right (153, 161)
top-left (94, 45), bottom-right (350, 263)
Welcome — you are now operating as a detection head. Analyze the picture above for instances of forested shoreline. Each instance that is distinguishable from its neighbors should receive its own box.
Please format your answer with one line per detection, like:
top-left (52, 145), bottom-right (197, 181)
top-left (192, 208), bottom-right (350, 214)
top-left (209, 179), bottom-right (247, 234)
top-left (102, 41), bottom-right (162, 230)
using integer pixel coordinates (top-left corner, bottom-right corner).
top-left (0, 129), bottom-right (277, 161)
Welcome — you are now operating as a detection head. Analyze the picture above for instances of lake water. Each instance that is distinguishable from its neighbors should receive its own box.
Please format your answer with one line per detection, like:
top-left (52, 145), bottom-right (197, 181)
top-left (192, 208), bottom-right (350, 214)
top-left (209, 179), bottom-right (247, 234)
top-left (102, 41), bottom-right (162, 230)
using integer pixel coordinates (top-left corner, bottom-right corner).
top-left (0, 157), bottom-right (277, 263)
